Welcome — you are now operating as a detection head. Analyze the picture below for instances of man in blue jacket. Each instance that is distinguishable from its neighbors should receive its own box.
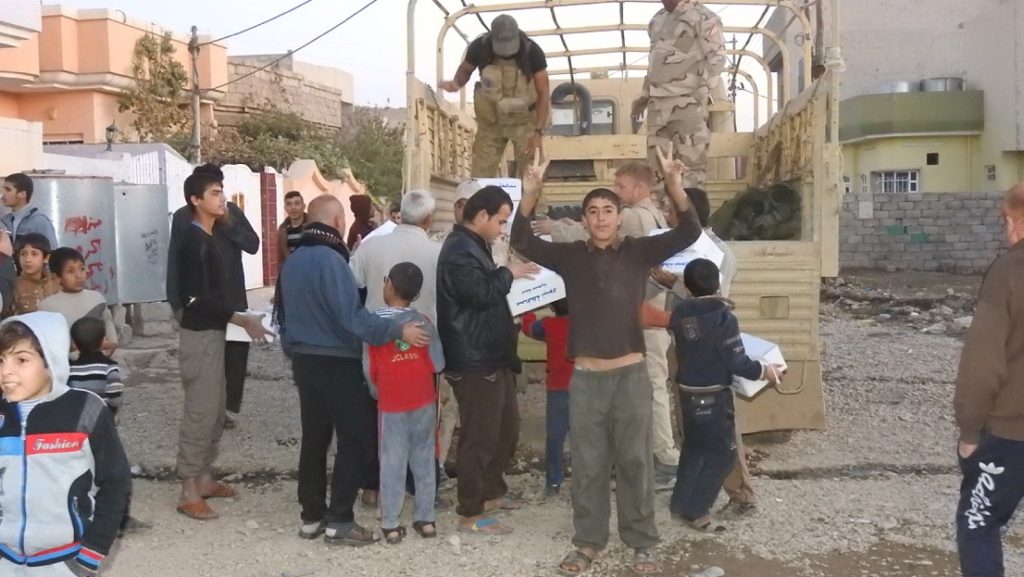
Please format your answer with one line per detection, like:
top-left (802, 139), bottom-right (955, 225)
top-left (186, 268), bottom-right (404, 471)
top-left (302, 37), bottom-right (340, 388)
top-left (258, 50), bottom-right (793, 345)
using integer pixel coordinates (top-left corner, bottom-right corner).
top-left (278, 194), bottom-right (430, 546)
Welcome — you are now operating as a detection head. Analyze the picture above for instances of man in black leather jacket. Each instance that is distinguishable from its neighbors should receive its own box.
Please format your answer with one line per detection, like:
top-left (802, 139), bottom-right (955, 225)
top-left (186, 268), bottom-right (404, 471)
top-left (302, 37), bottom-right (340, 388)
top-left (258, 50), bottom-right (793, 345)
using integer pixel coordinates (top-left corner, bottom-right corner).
top-left (436, 185), bottom-right (537, 535)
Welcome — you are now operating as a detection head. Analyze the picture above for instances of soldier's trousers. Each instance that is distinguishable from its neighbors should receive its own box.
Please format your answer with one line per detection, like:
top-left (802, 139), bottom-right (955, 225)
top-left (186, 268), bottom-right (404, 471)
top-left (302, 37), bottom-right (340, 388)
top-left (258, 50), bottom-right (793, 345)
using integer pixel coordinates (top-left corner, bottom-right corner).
top-left (471, 119), bottom-right (534, 178)
top-left (647, 97), bottom-right (710, 189)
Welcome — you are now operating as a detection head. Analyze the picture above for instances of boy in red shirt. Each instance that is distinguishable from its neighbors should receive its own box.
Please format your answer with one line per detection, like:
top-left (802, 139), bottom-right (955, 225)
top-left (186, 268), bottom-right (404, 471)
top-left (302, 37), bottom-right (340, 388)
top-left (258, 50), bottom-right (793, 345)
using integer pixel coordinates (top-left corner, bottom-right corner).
top-left (364, 262), bottom-right (444, 544)
top-left (522, 298), bottom-right (572, 495)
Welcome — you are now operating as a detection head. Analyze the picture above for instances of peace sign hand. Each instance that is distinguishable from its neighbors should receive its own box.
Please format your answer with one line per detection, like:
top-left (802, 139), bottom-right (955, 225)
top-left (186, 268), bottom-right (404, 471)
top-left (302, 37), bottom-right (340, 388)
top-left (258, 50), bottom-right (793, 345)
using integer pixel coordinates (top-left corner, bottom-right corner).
top-left (523, 147), bottom-right (551, 198)
top-left (655, 143), bottom-right (688, 190)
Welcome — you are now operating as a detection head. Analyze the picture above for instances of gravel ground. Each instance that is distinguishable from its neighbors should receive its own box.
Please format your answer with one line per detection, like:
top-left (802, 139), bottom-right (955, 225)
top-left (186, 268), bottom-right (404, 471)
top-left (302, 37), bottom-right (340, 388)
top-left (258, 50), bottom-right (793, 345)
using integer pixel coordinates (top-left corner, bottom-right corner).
top-left (101, 277), bottom-right (1024, 576)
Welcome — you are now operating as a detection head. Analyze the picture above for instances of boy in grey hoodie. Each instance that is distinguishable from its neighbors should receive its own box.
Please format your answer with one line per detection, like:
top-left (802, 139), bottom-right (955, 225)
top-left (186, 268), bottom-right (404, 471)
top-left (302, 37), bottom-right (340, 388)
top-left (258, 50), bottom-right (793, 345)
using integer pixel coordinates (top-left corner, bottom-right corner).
top-left (0, 311), bottom-right (131, 576)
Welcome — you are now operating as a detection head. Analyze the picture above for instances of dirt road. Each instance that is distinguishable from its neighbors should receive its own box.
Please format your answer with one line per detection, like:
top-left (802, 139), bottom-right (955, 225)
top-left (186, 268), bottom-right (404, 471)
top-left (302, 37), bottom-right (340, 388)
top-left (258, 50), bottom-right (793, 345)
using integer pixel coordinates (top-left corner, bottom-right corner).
top-left (102, 273), bottom-right (1021, 576)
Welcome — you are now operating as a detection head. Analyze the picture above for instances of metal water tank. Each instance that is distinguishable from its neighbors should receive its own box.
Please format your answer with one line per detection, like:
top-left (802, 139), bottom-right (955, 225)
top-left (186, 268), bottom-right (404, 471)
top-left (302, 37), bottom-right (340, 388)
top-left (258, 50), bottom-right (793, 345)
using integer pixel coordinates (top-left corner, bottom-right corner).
top-left (113, 183), bottom-right (169, 303)
top-left (28, 175), bottom-right (118, 303)
top-left (880, 80), bottom-right (918, 93)
top-left (921, 77), bottom-right (965, 92)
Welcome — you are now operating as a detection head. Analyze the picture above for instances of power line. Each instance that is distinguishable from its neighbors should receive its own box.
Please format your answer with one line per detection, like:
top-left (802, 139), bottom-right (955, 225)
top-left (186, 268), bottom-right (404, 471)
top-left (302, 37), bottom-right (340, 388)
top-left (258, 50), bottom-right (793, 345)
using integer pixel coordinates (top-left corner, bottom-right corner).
top-left (202, 0), bottom-right (381, 94)
top-left (203, 0), bottom-right (316, 46)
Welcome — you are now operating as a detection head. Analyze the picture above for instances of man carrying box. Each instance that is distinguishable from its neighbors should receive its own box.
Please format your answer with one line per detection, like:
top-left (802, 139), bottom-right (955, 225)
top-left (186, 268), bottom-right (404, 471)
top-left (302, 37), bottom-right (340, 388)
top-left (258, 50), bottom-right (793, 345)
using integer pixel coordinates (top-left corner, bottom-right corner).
top-left (511, 146), bottom-right (701, 575)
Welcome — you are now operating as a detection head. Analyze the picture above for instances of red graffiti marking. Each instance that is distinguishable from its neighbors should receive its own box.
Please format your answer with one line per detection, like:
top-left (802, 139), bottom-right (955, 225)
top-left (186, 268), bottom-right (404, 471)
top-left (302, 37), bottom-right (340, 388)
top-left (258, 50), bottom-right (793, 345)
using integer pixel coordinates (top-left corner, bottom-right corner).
top-left (64, 216), bottom-right (103, 235)
top-left (85, 262), bottom-right (106, 293)
top-left (74, 239), bottom-right (102, 261)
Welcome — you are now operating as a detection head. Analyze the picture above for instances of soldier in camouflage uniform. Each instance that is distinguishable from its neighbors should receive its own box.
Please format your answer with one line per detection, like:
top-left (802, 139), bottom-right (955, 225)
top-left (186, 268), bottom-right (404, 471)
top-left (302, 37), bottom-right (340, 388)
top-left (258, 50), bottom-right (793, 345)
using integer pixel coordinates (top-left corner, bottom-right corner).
top-left (440, 15), bottom-right (550, 178)
top-left (633, 0), bottom-right (725, 189)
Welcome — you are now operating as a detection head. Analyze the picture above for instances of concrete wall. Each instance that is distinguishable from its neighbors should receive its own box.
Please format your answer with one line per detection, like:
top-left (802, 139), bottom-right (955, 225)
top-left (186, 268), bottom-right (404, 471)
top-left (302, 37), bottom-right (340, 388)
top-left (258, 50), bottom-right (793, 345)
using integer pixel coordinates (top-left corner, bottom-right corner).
top-left (0, 117), bottom-right (42, 174)
top-left (216, 55), bottom-right (353, 130)
top-left (839, 190), bottom-right (1004, 274)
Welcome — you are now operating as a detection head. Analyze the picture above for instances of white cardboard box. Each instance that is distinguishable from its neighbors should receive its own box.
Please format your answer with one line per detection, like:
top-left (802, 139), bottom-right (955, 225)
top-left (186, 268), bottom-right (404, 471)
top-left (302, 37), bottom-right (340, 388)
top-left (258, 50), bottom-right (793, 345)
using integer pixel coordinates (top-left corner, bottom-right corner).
top-left (478, 178), bottom-right (523, 234)
top-left (359, 219), bottom-right (396, 243)
top-left (506, 266), bottom-right (566, 316)
top-left (226, 309), bottom-right (277, 343)
top-left (731, 333), bottom-right (786, 398)
top-left (648, 229), bottom-right (725, 274)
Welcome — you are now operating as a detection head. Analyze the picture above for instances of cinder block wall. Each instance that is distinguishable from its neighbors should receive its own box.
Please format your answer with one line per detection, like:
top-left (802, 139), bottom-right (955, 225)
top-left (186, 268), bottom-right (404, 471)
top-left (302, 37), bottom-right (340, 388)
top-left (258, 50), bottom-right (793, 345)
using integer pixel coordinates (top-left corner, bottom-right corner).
top-left (839, 192), bottom-right (1005, 274)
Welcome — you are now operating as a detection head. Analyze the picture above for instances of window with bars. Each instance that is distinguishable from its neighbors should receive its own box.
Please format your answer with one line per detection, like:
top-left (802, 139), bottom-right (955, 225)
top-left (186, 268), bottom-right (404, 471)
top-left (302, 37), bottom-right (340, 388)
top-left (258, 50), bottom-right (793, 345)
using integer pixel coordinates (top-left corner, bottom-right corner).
top-left (871, 170), bottom-right (919, 194)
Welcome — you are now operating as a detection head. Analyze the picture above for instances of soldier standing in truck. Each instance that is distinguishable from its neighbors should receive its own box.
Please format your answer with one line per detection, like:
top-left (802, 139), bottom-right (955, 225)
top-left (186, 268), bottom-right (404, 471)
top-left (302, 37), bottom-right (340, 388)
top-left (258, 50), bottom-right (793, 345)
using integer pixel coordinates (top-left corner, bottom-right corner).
top-left (439, 14), bottom-right (550, 178)
top-left (632, 0), bottom-right (725, 189)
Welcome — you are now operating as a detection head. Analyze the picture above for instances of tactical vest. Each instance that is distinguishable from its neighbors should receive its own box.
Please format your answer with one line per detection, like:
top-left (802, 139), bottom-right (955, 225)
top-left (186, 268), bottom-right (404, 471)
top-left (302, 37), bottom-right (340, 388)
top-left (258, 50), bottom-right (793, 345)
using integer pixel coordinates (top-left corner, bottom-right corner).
top-left (474, 56), bottom-right (537, 128)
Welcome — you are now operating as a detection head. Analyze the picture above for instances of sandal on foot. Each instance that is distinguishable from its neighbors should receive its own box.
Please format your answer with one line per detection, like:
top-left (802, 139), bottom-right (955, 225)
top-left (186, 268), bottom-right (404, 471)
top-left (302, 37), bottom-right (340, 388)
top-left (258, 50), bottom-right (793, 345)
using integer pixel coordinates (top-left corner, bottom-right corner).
top-left (485, 496), bottom-right (523, 512)
top-left (176, 500), bottom-right (219, 521)
top-left (685, 517), bottom-right (726, 533)
top-left (202, 483), bottom-right (237, 499)
top-left (325, 523), bottom-right (378, 547)
top-left (558, 548), bottom-right (596, 576)
top-left (383, 526), bottom-right (406, 545)
top-left (631, 548), bottom-right (660, 575)
top-left (458, 517), bottom-right (512, 535)
top-left (413, 521), bottom-right (437, 538)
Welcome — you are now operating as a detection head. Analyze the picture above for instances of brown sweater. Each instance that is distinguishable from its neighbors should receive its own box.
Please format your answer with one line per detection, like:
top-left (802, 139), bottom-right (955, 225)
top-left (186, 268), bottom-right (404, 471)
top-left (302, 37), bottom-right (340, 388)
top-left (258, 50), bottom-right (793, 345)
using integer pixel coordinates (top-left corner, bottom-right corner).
top-left (9, 273), bottom-right (58, 316)
top-left (954, 240), bottom-right (1024, 443)
top-left (510, 206), bottom-right (701, 359)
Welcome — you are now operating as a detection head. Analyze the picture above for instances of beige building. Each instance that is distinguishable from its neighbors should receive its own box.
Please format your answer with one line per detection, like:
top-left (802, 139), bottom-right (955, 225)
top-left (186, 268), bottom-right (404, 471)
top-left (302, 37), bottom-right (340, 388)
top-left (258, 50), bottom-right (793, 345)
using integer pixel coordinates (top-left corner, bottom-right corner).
top-left (0, 4), bottom-right (227, 175)
top-left (763, 0), bottom-right (1024, 272)
top-left (215, 54), bottom-right (355, 130)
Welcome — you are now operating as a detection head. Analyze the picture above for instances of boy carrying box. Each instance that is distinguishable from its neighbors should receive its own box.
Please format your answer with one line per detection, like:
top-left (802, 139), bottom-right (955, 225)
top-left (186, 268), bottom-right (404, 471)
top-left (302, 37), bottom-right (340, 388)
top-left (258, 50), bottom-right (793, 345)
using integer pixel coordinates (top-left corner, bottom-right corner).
top-left (643, 258), bottom-right (782, 532)
top-left (0, 311), bottom-right (131, 576)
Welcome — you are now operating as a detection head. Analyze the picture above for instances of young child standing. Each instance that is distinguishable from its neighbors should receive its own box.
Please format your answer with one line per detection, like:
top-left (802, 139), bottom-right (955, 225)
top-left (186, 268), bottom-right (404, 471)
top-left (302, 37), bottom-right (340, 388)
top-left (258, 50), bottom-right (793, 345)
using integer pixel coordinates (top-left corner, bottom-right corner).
top-left (69, 316), bottom-right (151, 536)
top-left (68, 317), bottom-right (124, 419)
top-left (0, 311), bottom-right (131, 575)
top-left (8, 233), bottom-right (58, 317)
top-left (521, 298), bottom-right (572, 496)
top-left (644, 258), bottom-right (782, 533)
top-left (363, 262), bottom-right (444, 544)
top-left (38, 248), bottom-right (117, 354)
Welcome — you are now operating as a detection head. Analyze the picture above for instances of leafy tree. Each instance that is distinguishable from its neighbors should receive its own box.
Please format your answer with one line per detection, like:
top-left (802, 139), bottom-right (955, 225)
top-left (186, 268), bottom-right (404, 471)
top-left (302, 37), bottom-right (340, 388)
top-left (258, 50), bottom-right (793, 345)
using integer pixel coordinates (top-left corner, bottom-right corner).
top-left (336, 108), bottom-right (405, 202)
top-left (117, 33), bottom-right (190, 144)
top-left (204, 108), bottom-right (405, 203)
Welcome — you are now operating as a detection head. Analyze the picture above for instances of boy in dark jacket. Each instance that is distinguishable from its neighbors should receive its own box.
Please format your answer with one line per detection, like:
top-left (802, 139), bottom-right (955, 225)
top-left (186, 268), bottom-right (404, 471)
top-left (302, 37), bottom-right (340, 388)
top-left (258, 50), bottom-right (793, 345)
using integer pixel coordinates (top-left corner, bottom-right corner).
top-left (645, 258), bottom-right (781, 532)
top-left (0, 311), bottom-right (131, 576)
top-left (364, 262), bottom-right (445, 544)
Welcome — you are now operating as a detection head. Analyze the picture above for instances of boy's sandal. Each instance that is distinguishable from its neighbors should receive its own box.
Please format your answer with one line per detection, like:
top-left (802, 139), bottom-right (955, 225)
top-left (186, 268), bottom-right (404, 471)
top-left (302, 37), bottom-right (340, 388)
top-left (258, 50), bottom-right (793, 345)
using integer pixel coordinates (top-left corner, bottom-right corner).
top-left (383, 526), bottom-right (406, 545)
top-left (177, 500), bottom-right (219, 521)
top-left (413, 521), bottom-right (437, 538)
top-left (485, 496), bottom-right (523, 512)
top-left (203, 483), bottom-right (237, 499)
top-left (558, 548), bottom-right (596, 576)
top-left (686, 518), bottom-right (727, 533)
top-left (458, 517), bottom-right (512, 535)
top-left (631, 548), bottom-right (661, 575)
top-left (326, 523), bottom-right (379, 547)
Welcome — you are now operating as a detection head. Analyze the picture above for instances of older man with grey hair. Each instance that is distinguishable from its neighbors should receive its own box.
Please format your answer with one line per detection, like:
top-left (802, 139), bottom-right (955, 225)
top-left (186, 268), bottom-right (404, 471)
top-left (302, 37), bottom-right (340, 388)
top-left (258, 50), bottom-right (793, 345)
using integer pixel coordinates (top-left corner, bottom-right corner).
top-left (352, 190), bottom-right (441, 319)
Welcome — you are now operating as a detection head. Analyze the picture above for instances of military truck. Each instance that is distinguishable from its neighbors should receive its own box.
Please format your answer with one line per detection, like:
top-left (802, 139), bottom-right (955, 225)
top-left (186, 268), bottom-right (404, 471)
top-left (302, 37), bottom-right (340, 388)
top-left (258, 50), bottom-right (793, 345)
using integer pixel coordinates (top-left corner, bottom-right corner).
top-left (403, 0), bottom-right (844, 433)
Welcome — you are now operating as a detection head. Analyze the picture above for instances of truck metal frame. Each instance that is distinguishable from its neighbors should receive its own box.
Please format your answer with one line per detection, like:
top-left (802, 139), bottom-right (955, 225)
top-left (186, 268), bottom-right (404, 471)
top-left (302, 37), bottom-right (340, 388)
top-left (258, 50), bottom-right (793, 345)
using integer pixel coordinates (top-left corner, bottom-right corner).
top-left (405, 0), bottom-right (844, 433)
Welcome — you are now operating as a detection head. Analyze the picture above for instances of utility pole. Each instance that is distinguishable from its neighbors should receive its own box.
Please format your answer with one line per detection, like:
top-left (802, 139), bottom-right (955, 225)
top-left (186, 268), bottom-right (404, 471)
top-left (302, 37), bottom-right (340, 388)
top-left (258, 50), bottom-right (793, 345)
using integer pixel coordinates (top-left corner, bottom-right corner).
top-left (188, 25), bottom-right (202, 164)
